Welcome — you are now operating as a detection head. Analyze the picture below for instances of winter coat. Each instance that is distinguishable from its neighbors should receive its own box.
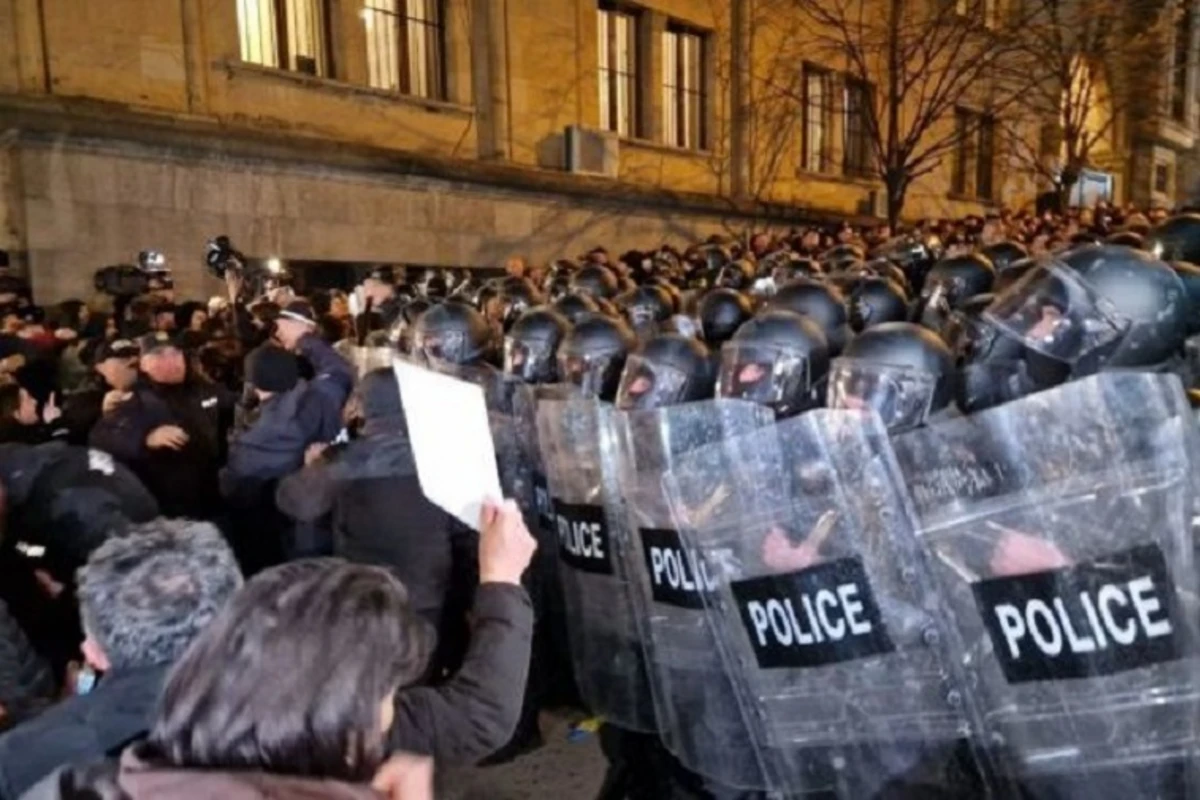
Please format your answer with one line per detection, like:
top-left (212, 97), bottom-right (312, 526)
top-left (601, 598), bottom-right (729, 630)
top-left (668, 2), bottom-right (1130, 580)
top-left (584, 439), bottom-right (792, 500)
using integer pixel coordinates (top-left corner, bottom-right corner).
top-left (88, 377), bottom-right (229, 519)
top-left (0, 664), bottom-right (169, 800)
top-left (0, 600), bottom-right (53, 736)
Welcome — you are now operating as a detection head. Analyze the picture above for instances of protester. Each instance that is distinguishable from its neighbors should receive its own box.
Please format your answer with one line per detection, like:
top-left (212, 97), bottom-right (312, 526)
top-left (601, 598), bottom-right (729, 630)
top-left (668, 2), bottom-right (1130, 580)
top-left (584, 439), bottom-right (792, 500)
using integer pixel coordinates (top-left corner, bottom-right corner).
top-left (0, 519), bottom-right (242, 799)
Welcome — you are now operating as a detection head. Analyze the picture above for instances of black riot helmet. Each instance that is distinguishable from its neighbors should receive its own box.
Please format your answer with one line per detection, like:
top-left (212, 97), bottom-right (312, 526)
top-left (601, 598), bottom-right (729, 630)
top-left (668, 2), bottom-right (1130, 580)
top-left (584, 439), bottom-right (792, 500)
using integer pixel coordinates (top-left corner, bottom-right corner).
top-left (767, 279), bottom-right (853, 355)
top-left (1069, 231), bottom-right (1101, 248)
top-left (980, 241), bottom-right (1029, 273)
top-left (828, 321), bottom-right (955, 432)
top-left (697, 288), bottom-right (755, 348)
top-left (993, 257), bottom-right (1038, 294)
top-left (876, 235), bottom-right (942, 293)
top-left (820, 243), bottom-right (866, 272)
top-left (843, 275), bottom-right (910, 331)
top-left (388, 297), bottom-right (433, 353)
top-left (557, 315), bottom-right (637, 401)
top-left (616, 285), bottom-right (674, 338)
top-left (913, 253), bottom-right (996, 336)
top-left (504, 307), bottom-right (571, 383)
top-left (497, 277), bottom-right (545, 331)
top-left (553, 292), bottom-right (600, 325)
top-left (1169, 261), bottom-right (1200, 336)
top-left (718, 310), bottom-right (830, 418)
top-left (715, 259), bottom-right (756, 291)
top-left (616, 333), bottom-right (716, 411)
top-left (412, 300), bottom-right (494, 367)
top-left (1105, 230), bottom-right (1145, 250)
top-left (985, 245), bottom-right (1189, 374)
top-left (853, 258), bottom-right (909, 290)
top-left (1146, 213), bottom-right (1200, 265)
top-left (570, 264), bottom-right (619, 299)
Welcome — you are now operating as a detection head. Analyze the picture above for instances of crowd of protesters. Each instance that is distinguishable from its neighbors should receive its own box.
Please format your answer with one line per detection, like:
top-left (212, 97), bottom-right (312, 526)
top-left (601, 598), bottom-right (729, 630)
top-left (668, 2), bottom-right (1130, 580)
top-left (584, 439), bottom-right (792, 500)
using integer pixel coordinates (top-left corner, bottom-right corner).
top-left (0, 197), bottom-right (1184, 799)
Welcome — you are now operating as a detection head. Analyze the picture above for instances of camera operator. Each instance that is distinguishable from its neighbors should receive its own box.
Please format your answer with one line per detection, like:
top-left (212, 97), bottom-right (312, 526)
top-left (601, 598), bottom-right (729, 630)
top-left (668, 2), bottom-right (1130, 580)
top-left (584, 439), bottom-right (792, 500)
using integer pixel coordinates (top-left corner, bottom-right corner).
top-left (89, 332), bottom-right (235, 520)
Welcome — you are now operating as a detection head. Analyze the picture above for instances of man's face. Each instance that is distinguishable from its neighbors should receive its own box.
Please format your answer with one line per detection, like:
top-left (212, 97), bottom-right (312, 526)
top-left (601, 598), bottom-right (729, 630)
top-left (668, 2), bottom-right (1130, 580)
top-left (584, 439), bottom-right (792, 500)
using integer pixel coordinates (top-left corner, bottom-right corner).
top-left (97, 357), bottom-right (139, 391)
top-left (140, 347), bottom-right (186, 385)
top-left (154, 311), bottom-right (175, 332)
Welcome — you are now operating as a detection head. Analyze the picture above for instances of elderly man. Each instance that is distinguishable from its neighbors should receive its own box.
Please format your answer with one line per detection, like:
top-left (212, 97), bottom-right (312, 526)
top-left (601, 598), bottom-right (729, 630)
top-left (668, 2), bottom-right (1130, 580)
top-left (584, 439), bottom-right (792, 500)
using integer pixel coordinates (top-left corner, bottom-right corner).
top-left (0, 519), bottom-right (242, 800)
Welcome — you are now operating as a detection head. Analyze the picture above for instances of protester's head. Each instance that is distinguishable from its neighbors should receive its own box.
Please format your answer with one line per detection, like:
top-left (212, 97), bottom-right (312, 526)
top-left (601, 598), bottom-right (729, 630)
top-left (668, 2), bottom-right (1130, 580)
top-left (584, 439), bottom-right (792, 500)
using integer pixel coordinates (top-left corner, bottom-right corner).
top-left (0, 383), bottom-right (36, 426)
top-left (77, 519), bottom-right (242, 674)
top-left (244, 344), bottom-right (299, 399)
top-left (139, 332), bottom-right (187, 385)
top-left (360, 368), bottom-right (404, 429)
top-left (145, 560), bottom-right (434, 782)
top-left (93, 338), bottom-right (140, 391)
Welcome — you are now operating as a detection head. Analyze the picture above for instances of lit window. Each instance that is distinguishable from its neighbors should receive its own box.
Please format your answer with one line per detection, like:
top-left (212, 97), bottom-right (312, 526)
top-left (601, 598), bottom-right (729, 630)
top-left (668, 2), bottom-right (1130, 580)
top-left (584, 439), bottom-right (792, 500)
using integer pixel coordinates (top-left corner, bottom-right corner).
top-left (599, 4), bottom-right (639, 137)
top-left (363, 0), bottom-right (446, 99)
top-left (662, 25), bottom-right (707, 149)
top-left (802, 65), bottom-right (833, 173)
top-left (238, 0), bottom-right (331, 77)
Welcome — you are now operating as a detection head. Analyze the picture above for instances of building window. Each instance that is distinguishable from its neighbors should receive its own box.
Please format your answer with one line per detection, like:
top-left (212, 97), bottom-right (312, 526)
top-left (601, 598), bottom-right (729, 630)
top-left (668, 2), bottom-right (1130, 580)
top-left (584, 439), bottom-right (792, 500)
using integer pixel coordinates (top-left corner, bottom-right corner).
top-left (1155, 162), bottom-right (1171, 194)
top-left (843, 77), bottom-right (873, 178)
top-left (952, 107), bottom-right (996, 200)
top-left (955, 0), bottom-right (999, 28)
top-left (598, 3), bottom-right (640, 137)
top-left (662, 25), bottom-right (707, 150)
top-left (802, 65), bottom-right (833, 173)
top-left (237, 0), bottom-right (331, 77)
top-left (363, 0), bottom-right (445, 99)
top-left (1171, 6), bottom-right (1192, 122)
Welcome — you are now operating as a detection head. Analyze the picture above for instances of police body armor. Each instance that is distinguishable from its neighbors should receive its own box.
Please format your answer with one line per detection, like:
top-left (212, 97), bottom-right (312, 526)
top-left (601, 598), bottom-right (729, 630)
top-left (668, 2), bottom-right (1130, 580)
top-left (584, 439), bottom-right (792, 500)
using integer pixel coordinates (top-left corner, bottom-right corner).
top-left (614, 398), bottom-right (775, 789)
top-left (537, 396), bottom-right (658, 732)
top-left (893, 372), bottom-right (1200, 798)
top-left (663, 409), bottom-right (990, 797)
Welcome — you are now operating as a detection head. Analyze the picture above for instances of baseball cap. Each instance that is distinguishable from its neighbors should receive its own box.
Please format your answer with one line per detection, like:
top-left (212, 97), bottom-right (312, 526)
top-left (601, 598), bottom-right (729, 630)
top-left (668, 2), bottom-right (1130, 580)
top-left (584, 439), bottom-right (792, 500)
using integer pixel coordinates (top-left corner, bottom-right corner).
top-left (92, 338), bottom-right (140, 365)
top-left (277, 300), bottom-right (317, 327)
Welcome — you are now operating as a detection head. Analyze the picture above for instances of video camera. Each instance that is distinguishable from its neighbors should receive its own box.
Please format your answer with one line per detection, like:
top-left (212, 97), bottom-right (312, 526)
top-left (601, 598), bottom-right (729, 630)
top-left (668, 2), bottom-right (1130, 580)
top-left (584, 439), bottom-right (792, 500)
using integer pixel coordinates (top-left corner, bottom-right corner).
top-left (206, 235), bottom-right (286, 300)
top-left (93, 250), bottom-right (174, 298)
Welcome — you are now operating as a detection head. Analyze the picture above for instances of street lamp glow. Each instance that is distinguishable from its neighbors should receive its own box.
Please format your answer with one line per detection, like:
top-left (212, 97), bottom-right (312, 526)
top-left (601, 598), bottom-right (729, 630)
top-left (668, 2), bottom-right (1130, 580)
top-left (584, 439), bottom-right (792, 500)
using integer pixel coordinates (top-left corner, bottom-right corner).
top-left (266, 257), bottom-right (282, 274)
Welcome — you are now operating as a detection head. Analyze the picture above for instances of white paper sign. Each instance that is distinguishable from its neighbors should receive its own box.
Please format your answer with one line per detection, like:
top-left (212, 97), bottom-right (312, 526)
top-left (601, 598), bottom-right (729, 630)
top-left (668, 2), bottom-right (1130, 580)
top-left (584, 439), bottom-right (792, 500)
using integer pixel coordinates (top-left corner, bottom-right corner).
top-left (393, 359), bottom-right (502, 531)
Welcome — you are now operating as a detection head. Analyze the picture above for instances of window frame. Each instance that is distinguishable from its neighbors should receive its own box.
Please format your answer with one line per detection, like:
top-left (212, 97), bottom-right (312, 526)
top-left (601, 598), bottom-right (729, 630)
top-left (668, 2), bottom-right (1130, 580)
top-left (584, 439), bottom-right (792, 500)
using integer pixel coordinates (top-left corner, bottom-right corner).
top-left (951, 106), bottom-right (997, 201)
top-left (598, 1), bottom-right (642, 138)
top-left (842, 76), bottom-right (874, 178)
top-left (801, 63), bottom-right (834, 174)
top-left (238, 0), bottom-right (334, 78)
top-left (363, 0), bottom-right (448, 100)
top-left (662, 22), bottom-right (709, 150)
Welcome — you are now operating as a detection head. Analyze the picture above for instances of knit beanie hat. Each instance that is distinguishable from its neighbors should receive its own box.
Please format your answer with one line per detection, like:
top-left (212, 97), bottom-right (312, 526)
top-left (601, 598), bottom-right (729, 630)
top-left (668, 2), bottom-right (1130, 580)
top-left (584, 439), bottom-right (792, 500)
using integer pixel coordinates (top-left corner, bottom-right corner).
top-left (360, 367), bottom-right (404, 421)
top-left (245, 344), bottom-right (299, 393)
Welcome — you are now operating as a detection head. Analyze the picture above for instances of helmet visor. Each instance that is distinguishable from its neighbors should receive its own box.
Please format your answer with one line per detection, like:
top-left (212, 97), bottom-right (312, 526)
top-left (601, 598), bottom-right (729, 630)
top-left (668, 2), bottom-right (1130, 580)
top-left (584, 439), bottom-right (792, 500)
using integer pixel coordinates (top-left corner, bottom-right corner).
top-left (504, 337), bottom-right (554, 382)
top-left (717, 342), bottom-right (812, 411)
top-left (615, 354), bottom-right (689, 411)
top-left (558, 350), bottom-right (618, 397)
top-left (827, 359), bottom-right (937, 432)
top-left (984, 262), bottom-right (1129, 363)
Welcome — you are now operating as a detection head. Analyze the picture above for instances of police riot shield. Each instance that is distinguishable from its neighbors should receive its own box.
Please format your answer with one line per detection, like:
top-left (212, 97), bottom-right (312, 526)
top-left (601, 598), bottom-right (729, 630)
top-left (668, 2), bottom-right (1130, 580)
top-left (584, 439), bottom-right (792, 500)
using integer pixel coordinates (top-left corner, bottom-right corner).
top-left (514, 383), bottom-right (576, 545)
top-left (663, 409), bottom-right (990, 798)
top-left (537, 396), bottom-right (658, 732)
top-left (335, 342), bottom-right (394, 378)
top-left (614, 399), bottom-right (775, 789)
top-left (892, 371), bottom-right (1200, 797)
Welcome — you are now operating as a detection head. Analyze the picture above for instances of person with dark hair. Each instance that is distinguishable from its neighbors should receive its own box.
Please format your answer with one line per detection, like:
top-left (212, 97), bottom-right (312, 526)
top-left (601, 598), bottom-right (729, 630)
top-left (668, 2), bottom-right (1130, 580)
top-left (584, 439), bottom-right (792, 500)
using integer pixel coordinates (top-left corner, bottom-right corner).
top-left (58, 338), bottom-right (140, 446)
top-left (0, 363), bottom-right (67, 445)
top-left (0, 519), bottom-right (243, 800)
top-left (35, 499), bottom-right (534, 798)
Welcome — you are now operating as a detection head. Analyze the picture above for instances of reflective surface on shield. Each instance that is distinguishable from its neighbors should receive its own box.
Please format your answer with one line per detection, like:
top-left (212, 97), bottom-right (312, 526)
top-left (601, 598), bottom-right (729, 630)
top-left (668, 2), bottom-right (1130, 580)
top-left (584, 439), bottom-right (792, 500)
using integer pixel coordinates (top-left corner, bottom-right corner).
top-left (614, 399), bottom-right (775, 789)
top-left (336, 343), bottom-right (395, 378)
top-left (893, 372), bottom-right (1200, 794)
top-left (663, 410), bottom-right (987, 797)
top-left (537, 396), bottom-right (658, 732)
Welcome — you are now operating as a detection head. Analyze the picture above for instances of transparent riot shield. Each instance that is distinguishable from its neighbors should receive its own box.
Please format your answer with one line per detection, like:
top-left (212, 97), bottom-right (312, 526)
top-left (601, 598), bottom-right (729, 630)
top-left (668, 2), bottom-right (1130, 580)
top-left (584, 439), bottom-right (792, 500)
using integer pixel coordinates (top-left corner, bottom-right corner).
top-left (537, 396), bottom-right (658, 732)
top-left (335, 342), bottom-right (394, 378)
top-left (614, 399), bottom-right (775, 790)
top-left (664, 409), bottom-right (991, 798)
top-left (893, 371), bottom-right (1200, 798)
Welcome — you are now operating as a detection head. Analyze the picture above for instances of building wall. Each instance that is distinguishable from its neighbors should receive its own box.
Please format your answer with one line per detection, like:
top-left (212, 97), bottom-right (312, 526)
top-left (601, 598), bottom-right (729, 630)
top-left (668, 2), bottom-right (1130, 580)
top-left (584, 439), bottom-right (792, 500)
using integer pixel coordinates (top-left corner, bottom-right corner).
top-left (0, 0), bottom-right (1071, 300)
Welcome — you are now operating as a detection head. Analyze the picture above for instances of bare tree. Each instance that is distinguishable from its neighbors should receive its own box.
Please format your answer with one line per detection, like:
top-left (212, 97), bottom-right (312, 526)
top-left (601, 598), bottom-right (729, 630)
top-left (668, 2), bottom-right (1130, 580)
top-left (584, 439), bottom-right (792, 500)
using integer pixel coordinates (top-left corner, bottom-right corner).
top-left (1004, 0), bottom-right (1175, 211)
top-left (785, 0), bottom-right (1037, 227)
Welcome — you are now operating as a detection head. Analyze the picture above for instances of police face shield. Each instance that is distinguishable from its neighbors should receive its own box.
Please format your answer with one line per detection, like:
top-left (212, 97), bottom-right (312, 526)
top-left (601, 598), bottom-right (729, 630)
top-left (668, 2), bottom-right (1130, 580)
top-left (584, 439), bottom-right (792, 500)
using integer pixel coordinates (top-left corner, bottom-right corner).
top-left (558, 350), bottom-right (621, 398)
top-left (914, 276), bottom-right (963, 334)
top-left (718, 342), bottom-right (815, 417)
top-left (985, 261), bottom-right (1129, 368)
top-left (417, 330), bottom-right (472, 370)
top-left (625, 305), bottom-right (661, 340)
top-left (504, 337), bottom-right (555, 383)
top-left (615, 355), bottom-right (689, 412)
top-left (827, 360), bottom-right (937, 432)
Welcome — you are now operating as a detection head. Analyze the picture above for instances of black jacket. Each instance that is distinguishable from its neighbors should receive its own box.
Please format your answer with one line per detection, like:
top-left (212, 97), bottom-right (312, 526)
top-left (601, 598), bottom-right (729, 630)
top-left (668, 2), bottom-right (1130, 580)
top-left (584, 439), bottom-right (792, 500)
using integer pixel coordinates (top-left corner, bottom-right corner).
top-left (388, 583), bottom-right (534, 765)
top-left (88, 376), bottom-right (230, 519)
top-left (275, 416), bottom-right (454, 624)
top-left (0, 663), bottom-right (169, 800)
top-left (0, 599), bottom-right (53, 735)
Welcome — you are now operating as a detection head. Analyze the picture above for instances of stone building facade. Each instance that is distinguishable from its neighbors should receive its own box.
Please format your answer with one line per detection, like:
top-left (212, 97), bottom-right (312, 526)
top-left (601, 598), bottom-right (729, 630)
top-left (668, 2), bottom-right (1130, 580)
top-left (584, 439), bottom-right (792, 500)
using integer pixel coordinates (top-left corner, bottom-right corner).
top-left (0, 0), bottom-right (1191, 300)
